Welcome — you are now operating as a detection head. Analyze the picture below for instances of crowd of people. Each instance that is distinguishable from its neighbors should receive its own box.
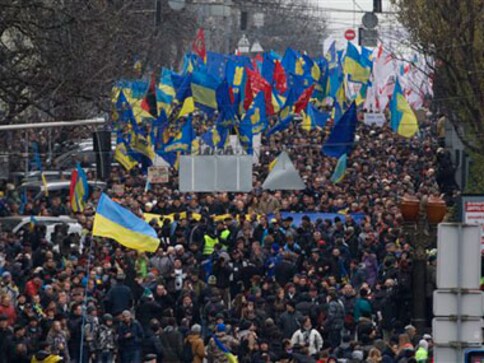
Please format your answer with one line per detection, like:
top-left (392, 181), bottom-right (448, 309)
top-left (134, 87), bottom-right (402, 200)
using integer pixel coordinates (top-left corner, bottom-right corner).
top-left (0, 108), bottom-right (452, 363)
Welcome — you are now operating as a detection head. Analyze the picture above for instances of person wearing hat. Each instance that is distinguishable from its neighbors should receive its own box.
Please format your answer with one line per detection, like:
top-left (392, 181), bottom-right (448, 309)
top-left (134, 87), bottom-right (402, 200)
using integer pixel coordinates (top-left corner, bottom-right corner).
top-left (279, 300), bottom-right (303, 339)
top-left (0, 271), bottom-right (19, 302)
top-left (185, 324), bottom-right (206, 363)
top-left (117, 310), bottom-right (144, 363)
top-left (207, 323), bottom-right (239, 363)
top-left (97, 313), bottom-right (116, 363)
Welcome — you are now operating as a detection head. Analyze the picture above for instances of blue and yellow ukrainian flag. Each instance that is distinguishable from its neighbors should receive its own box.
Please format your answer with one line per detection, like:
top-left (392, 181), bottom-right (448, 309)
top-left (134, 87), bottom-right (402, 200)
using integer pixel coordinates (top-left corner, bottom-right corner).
top-left (343, 42), bottom-right (371, 84)
top-left (191, 71), bottom-right (220, 114)
top-left (213, 335), bottom-right (238, 363)
top-left (114, 141), bottom-right (138, 171)
top-left (93, 193), bottom-right (160, 252)
top-left (330, 153), bottom-right (348, 183)
top-left (390, 80), bottom-right (419, 138)
top-left (69, 164), bottom-right (89, 213)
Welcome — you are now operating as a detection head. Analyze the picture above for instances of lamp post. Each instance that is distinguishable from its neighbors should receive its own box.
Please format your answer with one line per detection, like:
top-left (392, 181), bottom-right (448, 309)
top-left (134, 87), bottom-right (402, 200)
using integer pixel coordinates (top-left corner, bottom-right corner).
top-left (400, 194), bottom-right (447, 333)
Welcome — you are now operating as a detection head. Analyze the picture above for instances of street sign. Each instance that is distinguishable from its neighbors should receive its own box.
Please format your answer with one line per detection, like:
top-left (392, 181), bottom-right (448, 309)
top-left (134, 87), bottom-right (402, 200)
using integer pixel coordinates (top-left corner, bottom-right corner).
top-left (344, 29), bottom-right (356, 41)
top-left (461, 195), bottom-right (484, 249)
top-left (147, 166), bottom-right (169, 184)
top-left (358, 28), bottom-right (378, 47)
top-left (362, 12), bottom-right (379, 29)
top-left (432, 317), bottom-right (482, 345)
top-left (434, 347), bottom-right (462, 363)
top-left (433, 290), bottom-right (483, 317)
top-left (436, 223), bottom-right (481, 289)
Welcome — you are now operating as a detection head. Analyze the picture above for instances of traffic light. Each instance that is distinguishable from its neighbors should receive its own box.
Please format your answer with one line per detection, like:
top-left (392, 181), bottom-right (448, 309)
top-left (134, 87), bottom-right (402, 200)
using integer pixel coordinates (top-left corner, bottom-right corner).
top-left (373, 0), bottom-right (382, 13)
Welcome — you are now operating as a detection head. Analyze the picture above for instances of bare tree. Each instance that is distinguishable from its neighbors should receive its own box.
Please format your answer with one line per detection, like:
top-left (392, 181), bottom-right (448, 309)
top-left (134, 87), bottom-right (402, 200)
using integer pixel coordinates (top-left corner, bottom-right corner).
top-left (0, 0), bottom-right (197, 124)
top-left (391, 0), bottom-right (484, 154)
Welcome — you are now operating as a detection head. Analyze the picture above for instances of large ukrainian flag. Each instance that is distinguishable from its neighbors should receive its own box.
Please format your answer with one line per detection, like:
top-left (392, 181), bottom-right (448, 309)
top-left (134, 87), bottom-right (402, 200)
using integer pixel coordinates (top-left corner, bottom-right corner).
top-left (390, 80), bottom-right (419, 138)
top-left (93, 193), bottom-right (160, 252)
top-left (343, 42), bottom-right (371, 84)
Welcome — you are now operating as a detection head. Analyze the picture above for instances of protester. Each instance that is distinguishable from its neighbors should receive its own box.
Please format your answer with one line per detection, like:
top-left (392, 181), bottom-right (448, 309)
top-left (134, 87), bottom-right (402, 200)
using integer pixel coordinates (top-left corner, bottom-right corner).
top-left (0, 106), bottom-right (446, 362)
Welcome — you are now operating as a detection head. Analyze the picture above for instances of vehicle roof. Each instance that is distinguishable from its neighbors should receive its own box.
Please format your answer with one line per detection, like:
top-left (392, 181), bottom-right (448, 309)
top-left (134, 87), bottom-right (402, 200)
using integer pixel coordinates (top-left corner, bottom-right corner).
top-left (0, 216), bottom-right (77, 223)
top-left (20, 179), bottom-right (106, 189)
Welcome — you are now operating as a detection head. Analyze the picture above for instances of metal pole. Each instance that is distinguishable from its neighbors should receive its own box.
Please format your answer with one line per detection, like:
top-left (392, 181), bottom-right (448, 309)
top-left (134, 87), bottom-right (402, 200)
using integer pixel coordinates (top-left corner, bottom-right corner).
top-left (48, 128), bottom-right (52, 166)
top-left (0, 117), bottom-right (105, 131)
top-left (456, 224), bottom-right (463, 361)
top-left (25, 130), bottom-right (29, 174)
top-left (79, 236), bottom-right (94, 363)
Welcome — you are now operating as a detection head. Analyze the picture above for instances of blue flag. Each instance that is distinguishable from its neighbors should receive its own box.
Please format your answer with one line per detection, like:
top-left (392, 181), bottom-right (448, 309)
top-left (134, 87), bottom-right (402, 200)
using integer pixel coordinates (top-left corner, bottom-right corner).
top-left (322, 102), bottom-right (357, 158)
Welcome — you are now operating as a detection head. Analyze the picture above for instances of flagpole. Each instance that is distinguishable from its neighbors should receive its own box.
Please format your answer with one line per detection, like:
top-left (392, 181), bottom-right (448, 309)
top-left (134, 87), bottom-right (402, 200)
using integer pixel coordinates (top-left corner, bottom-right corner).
top-left (79, 233), bottom-right (94, 363)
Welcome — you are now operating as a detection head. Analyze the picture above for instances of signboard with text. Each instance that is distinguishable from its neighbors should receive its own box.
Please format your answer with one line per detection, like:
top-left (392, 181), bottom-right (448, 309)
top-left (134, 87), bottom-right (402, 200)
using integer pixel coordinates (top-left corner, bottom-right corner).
top-left (147, 166), bottom-right (169, 184)
top-left (363, 112), bottom-right (386, 127)
top-left (461, 195), bottom-right (484, 249)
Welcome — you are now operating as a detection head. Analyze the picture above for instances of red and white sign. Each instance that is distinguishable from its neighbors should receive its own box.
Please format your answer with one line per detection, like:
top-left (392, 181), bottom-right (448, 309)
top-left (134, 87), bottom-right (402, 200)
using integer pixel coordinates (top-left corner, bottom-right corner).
top-left (344, 29), bottom-right (356, 41)
top-left (464, 201), bottom-right (484, 249)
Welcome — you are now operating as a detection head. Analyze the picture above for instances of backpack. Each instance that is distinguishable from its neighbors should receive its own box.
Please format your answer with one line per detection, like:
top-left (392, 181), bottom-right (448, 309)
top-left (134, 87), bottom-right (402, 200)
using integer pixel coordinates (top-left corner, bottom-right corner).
top-left (181, 337), bottom-right (194, 363)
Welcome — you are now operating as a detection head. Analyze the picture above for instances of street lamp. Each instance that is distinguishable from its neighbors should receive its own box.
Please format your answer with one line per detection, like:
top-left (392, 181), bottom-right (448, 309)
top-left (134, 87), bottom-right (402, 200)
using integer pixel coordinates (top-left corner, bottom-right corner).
top-left (400, 194), bottom-right (447, 333)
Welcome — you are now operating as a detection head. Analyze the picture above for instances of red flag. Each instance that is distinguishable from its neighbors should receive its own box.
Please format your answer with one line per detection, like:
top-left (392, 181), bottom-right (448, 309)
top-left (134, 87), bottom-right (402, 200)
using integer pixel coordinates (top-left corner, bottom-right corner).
top-left (273, 60), bottom-right (287, 94)
top-left (243, 73), bottom-right (253, 111)
top-left (141, 73), bottom-right (158, 118)
top-left (294, 84), bottom-right (315, 114)
top-left (192, 28), bottom-right (206, 62)
top-left (246, 67), bottom-right (274, 115)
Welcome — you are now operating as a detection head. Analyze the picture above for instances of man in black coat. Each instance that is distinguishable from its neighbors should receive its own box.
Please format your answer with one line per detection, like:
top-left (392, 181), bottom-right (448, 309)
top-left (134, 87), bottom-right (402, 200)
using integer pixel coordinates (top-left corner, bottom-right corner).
top-left (104, 274), bottom-right (134, 317)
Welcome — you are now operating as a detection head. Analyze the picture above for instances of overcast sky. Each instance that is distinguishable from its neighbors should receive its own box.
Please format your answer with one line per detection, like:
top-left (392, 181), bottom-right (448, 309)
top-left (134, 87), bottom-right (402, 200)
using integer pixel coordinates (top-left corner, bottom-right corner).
top-left (310, 0), bottom-right (403, 52)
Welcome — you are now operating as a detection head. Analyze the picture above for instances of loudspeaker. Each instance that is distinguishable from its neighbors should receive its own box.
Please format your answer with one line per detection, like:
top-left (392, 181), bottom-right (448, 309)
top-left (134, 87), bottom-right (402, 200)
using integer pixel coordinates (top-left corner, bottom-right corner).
top-left (93, 131), bottom-right (111, 180)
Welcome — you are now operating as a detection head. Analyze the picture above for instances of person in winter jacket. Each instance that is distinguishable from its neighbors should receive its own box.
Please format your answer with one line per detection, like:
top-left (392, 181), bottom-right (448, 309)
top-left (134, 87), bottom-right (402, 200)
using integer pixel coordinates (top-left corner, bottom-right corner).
top-left (415, 339), bottom-right (429, 362)
top-left (97, 314), bottom-right (116, 363)
top-left (278, 301), bottom-right (303, 339)
top-left (45, 320), bottom-right (69, 361)
top-left (325, 289), bottom-right (345, 350)
top-left (353, 288), bottom-right (372, 321)
top-left (117, 310), bottom-right (144, 363)
top-left (185, 324), bottom-right (206, 363)
top-left (207, 324), bottom-right (239, 363)
top-left (158, 318), bottom-right (183, 363)
top-left (290, 316), bottom-right (323, 357)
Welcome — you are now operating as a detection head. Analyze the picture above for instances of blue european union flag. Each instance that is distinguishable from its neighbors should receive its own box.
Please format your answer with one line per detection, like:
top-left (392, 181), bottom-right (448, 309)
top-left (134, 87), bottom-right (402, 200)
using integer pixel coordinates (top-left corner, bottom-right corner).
top-left (206, 52), bottom-right (228, 81)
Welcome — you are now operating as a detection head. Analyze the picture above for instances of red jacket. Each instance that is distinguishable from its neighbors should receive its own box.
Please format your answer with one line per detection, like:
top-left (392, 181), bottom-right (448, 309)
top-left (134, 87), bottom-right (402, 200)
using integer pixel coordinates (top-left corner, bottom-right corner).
top-left (25, 280), bottom-right (40, 297)
top-left (0, 304), bottom-right (17, 326)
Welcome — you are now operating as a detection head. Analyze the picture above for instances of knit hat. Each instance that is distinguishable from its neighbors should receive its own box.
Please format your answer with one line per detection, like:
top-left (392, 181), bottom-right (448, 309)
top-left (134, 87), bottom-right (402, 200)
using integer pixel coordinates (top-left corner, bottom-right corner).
top-left (191, 324), bottom-right (202, 333)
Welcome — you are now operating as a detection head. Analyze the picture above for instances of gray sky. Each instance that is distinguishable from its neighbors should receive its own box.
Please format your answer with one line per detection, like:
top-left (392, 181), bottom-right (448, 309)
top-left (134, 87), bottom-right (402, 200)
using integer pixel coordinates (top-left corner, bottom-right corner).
top-left (309, 0), bottom-right (404, 52)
